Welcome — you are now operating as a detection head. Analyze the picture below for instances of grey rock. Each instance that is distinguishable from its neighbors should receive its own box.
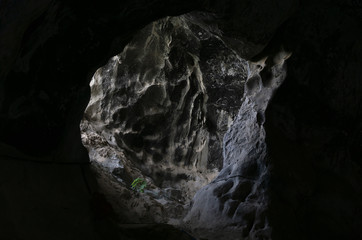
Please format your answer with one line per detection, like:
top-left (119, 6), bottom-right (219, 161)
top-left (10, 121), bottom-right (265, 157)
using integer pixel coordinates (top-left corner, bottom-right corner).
top-left (81, 13), bottom-right (247, 224)
top-left (2, 0), bottom-right (362, 239)
top-left (183, 48), bottom-right (288, 239)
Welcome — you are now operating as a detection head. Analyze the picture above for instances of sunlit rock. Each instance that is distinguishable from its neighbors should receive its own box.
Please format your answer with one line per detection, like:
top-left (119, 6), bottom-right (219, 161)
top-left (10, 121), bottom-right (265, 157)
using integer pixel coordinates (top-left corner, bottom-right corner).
top-left (183, 48), bottom-right (288, 239)
top-left (81, 12), bottom-right (247, 224)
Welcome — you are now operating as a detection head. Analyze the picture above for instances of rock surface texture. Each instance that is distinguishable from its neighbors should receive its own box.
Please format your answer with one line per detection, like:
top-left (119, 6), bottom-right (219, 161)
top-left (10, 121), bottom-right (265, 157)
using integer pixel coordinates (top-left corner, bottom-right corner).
top-left (81, 11), bottom-right (294, 239)
top-left (1, 0), bottom-right (362, 240)
top-left (184, 45), bottom-right (290, 239)
top-left (81, 13), bottom-right (247, 224)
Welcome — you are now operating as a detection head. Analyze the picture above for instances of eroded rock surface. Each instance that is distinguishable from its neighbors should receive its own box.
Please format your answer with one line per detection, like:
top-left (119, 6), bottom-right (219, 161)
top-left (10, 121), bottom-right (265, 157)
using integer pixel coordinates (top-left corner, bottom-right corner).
top-left (2, 0), bottom-right (362, 240)
top-left (81, 13), bottom-right (247, 223)
top-left (183, 48), bottom-right (289, 239)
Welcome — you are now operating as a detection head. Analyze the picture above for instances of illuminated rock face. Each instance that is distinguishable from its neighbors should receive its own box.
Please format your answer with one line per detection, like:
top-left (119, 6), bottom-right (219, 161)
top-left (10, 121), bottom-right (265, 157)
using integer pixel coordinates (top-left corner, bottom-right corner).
top-left (2, 1), bottom-right (362, 240)
top-left (184, 48), bottom-right (289, 239)
top-left (80, 13), bottom-right (247, 223)
top-left (81, 12), bottom-right (291, 238)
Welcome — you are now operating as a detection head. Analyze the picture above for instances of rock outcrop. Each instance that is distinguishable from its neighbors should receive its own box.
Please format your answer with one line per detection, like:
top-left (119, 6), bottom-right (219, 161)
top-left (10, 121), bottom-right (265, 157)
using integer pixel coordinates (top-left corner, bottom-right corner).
top-left (183, 45), bottom-right (289, 239)
top-left (1, 0), bottom-right (361, 239)
top-left (81, 13), bottom-right (247, 223)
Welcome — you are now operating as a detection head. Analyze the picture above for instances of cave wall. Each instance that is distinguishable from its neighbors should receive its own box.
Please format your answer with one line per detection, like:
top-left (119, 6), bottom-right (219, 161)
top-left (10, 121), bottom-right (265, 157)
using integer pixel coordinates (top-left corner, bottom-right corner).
top-left (0, 0), bottom-right (202, 159)
top-left (82, 13), bottom-right (247, 173)
top-left (0, 0), bottom-right (295, 158)
top-left (80, 12), bottom-right (249, 224)
top-left (183, 38), bottom-right (291, 239)
top-left (0, 0), bottom-right (361, 239)
top-left (0, 1), bottom-right (204, 239)
top-left (264, 1), bottom-right (362, 239)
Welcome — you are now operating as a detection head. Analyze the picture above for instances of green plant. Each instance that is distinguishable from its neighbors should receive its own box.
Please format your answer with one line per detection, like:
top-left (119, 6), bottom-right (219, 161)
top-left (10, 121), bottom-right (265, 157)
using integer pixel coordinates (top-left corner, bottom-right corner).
top-left (131, 177), bottom-right (147, 193)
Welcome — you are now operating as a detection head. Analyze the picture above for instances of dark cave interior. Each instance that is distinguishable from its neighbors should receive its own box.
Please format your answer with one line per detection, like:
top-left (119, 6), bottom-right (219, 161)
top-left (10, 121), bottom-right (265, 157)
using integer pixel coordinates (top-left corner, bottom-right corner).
top-left (0, 0), bottom-right (362, 239)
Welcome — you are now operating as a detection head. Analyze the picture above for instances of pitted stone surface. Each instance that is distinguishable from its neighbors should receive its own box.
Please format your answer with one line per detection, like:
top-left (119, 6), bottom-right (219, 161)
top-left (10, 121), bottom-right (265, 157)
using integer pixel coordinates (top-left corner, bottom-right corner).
top-left (183, 49), bottom-right (289, 239)
top-left (2, 1), bottom-right (362, 239)
top-left (81, 13), bottom-right (247, 223)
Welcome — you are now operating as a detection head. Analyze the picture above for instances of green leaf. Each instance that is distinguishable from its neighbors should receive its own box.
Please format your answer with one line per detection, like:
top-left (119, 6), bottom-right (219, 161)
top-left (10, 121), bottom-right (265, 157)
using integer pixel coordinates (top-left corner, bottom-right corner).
top-left (131, 177), bottom-right (147, 193)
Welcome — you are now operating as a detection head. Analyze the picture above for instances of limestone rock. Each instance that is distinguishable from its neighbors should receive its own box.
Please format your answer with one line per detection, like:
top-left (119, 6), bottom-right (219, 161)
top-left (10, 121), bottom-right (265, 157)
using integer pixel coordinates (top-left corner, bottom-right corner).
top-left (183, 50), bottom-right (287, 239)
top-left (2, 0), bottom-right (362, 239)
top-left (81, 13), bottom-right (247, 223)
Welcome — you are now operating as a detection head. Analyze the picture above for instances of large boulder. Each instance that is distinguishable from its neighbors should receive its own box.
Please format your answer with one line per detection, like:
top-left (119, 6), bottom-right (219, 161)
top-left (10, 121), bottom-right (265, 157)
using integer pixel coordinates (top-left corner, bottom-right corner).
top-left (81, 13), bottom-right (247, 223)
